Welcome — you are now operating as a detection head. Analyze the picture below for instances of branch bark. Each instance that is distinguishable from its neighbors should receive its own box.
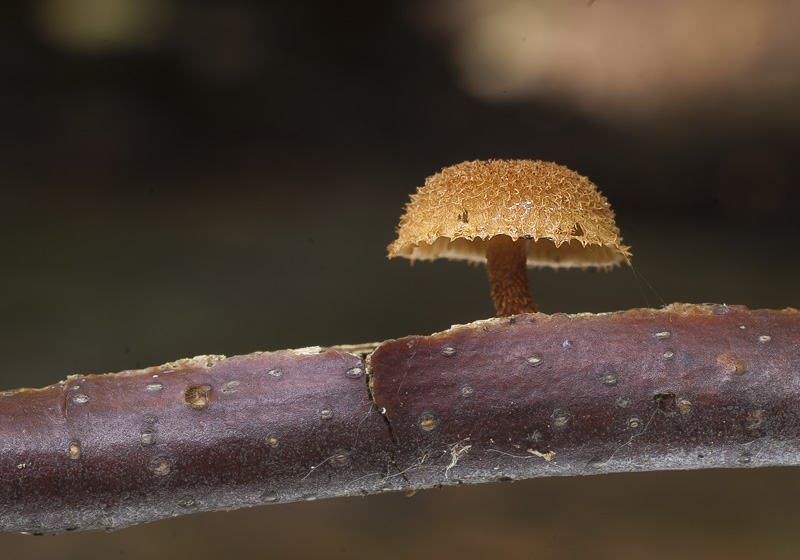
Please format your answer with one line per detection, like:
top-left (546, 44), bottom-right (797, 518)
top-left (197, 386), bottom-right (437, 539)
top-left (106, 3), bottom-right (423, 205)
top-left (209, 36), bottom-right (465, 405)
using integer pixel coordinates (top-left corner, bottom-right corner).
top-left (1, 303), bottom-right (799, 534)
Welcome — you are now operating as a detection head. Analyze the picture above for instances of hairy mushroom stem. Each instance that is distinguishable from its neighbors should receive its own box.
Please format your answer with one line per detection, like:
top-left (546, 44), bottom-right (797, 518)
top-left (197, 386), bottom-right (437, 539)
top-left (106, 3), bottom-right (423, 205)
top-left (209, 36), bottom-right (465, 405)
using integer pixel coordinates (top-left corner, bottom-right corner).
top-left (486, 235), bottom-right (537, 316)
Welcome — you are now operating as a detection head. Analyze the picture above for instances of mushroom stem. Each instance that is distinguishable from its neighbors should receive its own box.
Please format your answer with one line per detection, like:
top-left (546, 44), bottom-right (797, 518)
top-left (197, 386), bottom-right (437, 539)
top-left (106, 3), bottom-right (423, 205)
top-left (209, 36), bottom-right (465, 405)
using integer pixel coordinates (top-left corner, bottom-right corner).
top-left (486, 235), bottom-right (537, 316)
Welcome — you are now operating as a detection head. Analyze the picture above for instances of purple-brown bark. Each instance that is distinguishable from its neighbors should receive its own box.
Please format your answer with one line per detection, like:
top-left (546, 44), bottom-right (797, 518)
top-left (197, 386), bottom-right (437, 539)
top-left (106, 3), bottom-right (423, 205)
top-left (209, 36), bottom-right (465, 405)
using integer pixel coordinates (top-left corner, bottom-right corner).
top-left (1, 304), bottom-right (799, 534)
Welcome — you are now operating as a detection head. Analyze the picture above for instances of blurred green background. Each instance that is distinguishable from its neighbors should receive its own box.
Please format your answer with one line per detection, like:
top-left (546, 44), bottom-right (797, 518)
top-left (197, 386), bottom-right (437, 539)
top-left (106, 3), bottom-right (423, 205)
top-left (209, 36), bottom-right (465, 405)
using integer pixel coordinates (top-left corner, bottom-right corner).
top-left (1, 1), bottom-right (799, 558)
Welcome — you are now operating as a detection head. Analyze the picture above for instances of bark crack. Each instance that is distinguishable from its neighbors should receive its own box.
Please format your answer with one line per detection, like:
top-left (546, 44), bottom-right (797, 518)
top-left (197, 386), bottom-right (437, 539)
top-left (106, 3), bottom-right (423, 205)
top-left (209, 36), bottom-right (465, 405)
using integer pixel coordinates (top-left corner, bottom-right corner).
top-left (363, 349), bottom-right (404, 480)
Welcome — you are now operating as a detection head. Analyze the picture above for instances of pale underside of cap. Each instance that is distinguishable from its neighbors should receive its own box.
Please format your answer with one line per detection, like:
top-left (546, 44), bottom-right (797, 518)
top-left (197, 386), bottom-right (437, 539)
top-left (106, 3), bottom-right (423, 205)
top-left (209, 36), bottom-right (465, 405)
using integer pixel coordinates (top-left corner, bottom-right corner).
top-left (387, 159), bottom-right (632, 269)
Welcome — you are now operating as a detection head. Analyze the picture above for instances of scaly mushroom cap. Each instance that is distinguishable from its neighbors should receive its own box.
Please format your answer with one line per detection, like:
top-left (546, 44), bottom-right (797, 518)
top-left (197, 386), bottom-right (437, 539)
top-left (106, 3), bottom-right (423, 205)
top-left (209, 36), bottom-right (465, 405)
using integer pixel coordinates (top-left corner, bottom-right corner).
top-left (387, 159), bottom-right (631, 269)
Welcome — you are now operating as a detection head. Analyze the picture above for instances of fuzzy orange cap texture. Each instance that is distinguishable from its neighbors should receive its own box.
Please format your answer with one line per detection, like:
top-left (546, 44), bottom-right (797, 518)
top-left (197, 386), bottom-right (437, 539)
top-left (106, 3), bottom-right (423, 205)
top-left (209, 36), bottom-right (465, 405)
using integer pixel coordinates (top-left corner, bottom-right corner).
top-left (387, 159), bottom-right (631, 269)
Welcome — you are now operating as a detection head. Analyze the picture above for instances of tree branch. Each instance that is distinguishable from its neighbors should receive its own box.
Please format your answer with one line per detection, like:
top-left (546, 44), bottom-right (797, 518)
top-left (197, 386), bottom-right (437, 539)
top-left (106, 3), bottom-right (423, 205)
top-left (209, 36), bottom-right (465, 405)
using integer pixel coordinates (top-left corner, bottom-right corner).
top-left (2, 303), bottom-right (799, 534)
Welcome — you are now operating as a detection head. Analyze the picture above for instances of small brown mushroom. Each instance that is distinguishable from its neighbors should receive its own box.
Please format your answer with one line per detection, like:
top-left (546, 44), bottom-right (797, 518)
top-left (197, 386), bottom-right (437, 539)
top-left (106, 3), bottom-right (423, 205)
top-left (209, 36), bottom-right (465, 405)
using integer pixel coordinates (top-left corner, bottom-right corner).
top-left (387, 159), bottom-right (631, 316)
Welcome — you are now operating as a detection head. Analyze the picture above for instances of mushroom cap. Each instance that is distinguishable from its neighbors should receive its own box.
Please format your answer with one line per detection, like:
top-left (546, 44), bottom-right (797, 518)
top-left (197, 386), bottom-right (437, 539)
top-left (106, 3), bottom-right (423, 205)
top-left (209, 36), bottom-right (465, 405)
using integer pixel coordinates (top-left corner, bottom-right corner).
top-left (387, 159), bottom-right (631, 269)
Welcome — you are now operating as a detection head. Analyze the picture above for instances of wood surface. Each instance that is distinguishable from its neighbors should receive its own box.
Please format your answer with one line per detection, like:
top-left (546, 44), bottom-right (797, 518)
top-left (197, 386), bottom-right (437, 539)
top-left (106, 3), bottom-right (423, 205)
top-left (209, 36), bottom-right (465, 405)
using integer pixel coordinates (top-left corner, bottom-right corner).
top-left (2, 303), bottom-right (798, 534)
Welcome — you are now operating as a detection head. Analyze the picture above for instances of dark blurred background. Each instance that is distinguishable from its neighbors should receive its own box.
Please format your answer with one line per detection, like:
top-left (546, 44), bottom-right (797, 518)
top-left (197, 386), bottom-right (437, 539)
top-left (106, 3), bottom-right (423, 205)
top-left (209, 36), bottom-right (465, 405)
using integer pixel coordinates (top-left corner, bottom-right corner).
top-left (1, 1), bottom-right (799, 558)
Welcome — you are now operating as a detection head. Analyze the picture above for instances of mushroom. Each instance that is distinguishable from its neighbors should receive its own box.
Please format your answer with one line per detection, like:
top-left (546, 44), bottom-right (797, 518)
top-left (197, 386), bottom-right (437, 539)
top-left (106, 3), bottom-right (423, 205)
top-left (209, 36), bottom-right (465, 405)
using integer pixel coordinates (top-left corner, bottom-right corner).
top-left (387, 159), bottom-right (631, 316)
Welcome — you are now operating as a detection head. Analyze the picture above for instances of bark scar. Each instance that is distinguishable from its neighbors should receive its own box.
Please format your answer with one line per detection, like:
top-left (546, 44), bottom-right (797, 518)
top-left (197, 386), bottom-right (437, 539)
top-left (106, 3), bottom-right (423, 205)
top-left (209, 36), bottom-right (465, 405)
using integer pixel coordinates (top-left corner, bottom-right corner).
top-left (364, 350), bottom-right (404, 480)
